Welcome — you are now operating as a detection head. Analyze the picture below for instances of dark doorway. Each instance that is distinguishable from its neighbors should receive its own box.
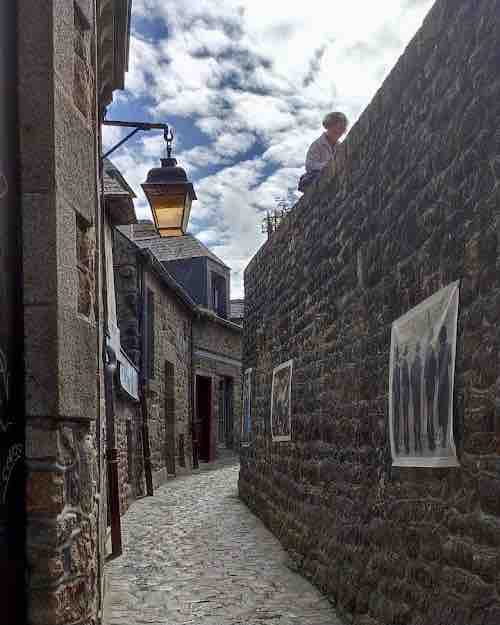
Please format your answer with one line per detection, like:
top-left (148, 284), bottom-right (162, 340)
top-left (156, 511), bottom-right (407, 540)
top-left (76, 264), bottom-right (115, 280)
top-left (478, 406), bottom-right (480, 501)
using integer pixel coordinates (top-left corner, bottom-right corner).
top-left (195, 376), bottom-right (212, 462)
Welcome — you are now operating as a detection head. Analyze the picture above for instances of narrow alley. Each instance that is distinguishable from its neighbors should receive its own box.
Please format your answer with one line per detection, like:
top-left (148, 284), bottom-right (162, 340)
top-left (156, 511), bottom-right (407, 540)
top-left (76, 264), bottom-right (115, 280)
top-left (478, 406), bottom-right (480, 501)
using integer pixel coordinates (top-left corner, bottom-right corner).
top-left (103, 461), bottom-right (341, 625)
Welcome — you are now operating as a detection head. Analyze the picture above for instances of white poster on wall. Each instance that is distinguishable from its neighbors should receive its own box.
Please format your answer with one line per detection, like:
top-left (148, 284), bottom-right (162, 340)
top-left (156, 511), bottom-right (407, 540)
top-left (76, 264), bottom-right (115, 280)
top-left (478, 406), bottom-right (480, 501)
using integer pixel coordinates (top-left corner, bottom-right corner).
top-left (389, 281), bottom-right (460, 467)
top-left (271, 359), bottom-right (293, 442)
top-left (241, 368), bottom-right (252, 447)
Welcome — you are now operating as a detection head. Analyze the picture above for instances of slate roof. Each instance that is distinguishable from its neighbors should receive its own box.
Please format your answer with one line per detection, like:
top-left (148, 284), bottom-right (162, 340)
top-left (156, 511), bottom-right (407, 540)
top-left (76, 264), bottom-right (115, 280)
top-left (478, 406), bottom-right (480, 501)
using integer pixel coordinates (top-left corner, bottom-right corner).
top-left (230, 299), bottom-right (244, 320)
top-left (103, 158), bottom-right (136, 198)
top-left (135, 232), bottom-right (230, 269)
top-left (103, 158), bottom-right (136, 225)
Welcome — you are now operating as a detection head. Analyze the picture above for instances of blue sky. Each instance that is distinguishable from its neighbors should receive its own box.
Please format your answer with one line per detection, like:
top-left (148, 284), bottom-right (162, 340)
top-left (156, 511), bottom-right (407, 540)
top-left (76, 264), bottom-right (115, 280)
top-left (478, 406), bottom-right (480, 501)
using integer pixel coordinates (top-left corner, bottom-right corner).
top-left (103, 0), bottom-right (435, 298)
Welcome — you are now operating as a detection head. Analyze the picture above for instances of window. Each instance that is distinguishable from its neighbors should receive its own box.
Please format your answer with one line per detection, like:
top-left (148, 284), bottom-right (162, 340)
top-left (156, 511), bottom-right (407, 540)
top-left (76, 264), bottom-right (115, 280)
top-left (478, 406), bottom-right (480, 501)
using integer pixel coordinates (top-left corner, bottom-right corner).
top-left (76, 216), bottom-right (94, 318)
top-left (211, 274), bottom-right (227, 318)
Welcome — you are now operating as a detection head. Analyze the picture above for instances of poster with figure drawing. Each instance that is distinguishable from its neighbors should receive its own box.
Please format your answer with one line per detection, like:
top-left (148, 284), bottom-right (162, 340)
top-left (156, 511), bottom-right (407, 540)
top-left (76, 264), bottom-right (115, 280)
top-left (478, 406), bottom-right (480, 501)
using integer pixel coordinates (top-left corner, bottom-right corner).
top-left (389, 281), bottom-right (460, 467)
top-left (241, 368), bottom-right (252, 447)
top-left (271, 360), bottom-right (293, 442)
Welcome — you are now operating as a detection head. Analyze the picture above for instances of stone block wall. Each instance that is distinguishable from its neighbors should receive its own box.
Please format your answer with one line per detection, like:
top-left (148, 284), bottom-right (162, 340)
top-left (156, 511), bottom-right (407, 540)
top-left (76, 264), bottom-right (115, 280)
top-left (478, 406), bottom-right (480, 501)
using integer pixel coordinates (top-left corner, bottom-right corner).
top-left (114, 230), bottom-right (194, 487)
top-left (114, 394), bottom-right (144, 515)
top-left (145, 268), bottom-right (193, 485)
top-left (19, 1), bottom-right (105, 623)
top-left (113, 231), bottom-right (141, 368)
top-left (239, 2), bottom-right (500, 624)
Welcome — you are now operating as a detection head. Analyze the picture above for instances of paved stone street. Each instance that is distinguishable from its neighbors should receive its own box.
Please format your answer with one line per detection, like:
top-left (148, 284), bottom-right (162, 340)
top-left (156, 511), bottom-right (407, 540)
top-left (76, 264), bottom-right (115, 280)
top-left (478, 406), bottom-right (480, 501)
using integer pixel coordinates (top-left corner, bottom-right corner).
top-left (104, 462), bottom-right (342, 625)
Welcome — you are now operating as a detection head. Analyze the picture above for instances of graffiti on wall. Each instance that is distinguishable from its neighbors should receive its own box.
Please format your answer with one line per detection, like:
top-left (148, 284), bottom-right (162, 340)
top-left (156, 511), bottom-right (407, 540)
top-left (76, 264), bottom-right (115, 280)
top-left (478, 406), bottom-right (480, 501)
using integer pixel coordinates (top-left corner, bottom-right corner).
top-left (271, 360), bottom-right (293, 442)
top-left (389, 281), bottom-right (460, 467)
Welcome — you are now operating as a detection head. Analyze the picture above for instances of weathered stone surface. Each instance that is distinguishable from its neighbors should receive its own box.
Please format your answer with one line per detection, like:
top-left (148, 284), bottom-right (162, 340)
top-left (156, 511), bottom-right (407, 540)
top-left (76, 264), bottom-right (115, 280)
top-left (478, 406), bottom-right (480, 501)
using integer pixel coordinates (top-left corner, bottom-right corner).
top-left (115, 394), bottom-right (144, 515)
top-left (240, 1), bottom-right (500, 623)
top-left (18, 0), bottom-right (113, 623)
top-left (26, 470), bottom-right (65, 515)
top-left (113, 230), bottom-right (194, 491)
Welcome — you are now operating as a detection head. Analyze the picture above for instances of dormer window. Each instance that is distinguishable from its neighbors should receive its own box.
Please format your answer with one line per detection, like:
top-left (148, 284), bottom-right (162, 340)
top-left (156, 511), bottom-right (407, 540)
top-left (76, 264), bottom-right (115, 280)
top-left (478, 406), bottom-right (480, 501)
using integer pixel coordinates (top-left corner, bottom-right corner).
top-left (212, 274), bottom-right (227, 318)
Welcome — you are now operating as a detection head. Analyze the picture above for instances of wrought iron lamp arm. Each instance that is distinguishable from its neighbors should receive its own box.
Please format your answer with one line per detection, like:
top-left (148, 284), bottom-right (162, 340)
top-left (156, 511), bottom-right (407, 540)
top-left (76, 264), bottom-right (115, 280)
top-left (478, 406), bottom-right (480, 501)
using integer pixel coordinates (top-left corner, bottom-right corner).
top-left (101, 119), bottom-right (170, 160)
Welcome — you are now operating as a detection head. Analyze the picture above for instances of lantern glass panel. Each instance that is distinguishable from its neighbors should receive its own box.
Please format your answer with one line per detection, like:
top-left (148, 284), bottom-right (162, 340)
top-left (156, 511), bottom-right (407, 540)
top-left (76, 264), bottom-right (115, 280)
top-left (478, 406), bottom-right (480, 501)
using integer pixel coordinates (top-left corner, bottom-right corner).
top-left (182, 194), bottom-right (193, 233)
top-left (149, 190), bottom-right (187, 236)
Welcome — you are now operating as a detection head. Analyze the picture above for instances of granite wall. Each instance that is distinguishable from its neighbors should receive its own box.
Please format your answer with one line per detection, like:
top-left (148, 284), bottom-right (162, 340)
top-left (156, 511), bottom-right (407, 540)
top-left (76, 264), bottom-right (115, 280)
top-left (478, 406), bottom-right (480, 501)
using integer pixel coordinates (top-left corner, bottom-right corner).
top-left (144, 267), bottom-right (193, 485)
top-left (113, 230), bottom-right (194, 488)
top-left (239, 2), bottom-right (500, 624)
top-left (114, 394), bottom-right (144, 515)
top-left (20, 1), bottom-right (105, 623)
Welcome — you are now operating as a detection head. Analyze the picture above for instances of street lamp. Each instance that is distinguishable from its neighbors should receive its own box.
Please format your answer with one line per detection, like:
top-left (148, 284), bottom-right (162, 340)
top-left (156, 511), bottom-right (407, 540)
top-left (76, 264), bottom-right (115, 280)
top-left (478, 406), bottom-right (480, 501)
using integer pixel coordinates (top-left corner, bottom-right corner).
top-left (142, 129), bottom-right (197, 237)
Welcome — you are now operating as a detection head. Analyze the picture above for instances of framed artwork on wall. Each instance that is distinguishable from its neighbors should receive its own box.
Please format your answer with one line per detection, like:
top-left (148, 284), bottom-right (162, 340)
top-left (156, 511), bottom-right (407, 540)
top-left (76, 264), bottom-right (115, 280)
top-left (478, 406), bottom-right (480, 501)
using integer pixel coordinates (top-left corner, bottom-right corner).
top-left (389, 281), bottom-right (460, 467)
top-left (241, 368), bottom-right (252, 447)
top-left (271, 359), bottom-right (293, 442)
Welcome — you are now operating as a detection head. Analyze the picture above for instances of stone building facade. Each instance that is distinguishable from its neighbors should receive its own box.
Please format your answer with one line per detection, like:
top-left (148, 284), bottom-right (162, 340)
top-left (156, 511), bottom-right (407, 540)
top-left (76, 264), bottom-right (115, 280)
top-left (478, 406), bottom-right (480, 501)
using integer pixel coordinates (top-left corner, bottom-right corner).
top-left (142, 254), bottom-right (194, 484)
top-left (193, 310), bottom-right (243, 458)
top-left (240, 2), bottom-right (500, 624)
top-left (122, 223), bottom-right (243, 463)
top-left (103, 159), bottom-right (144, 517)
top-left (0, 1), bottom-right (133, 623)
top-left (113, 229), bottom-right (195, 491)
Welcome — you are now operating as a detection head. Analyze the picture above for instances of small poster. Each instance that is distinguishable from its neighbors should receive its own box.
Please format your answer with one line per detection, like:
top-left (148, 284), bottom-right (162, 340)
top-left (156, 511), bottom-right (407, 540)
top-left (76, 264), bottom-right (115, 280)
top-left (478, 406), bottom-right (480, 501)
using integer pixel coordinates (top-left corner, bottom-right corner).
top-left (271, 359), bottom-right (293, 442)
top-left (241, 368), bottom-right (252, 447)
top-left (389, 281), bottom-right (460, 467)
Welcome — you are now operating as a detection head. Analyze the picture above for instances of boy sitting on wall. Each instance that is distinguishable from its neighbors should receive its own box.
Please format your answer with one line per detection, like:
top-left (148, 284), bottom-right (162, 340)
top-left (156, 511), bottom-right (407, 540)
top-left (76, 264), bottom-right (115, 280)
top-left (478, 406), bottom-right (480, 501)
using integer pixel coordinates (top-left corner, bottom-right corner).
top-left (298, 111), bottom-right (348, 192)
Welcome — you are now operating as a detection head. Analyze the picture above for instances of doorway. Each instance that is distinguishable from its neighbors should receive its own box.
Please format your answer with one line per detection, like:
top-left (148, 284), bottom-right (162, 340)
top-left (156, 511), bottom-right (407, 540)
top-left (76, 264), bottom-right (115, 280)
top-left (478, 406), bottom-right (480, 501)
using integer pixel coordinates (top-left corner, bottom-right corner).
top-left (195, 376), bottom-right (212, 462)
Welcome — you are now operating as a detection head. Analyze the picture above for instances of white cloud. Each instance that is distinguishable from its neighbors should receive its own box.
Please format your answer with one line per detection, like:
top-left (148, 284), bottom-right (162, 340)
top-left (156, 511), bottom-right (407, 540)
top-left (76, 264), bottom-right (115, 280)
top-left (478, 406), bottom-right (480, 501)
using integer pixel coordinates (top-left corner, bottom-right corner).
top-left (108, 0), bottom-right (435, 297)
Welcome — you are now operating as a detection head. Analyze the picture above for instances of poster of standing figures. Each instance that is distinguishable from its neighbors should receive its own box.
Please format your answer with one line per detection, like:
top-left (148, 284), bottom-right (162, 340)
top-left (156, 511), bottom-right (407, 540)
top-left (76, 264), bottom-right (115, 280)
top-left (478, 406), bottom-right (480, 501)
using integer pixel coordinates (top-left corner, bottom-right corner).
top-left (271, 360), bottom-right (293, 442)
top-left (241, 368), bottom-right (252, 447)
top-left (389, 281), bottom-right (460, 467)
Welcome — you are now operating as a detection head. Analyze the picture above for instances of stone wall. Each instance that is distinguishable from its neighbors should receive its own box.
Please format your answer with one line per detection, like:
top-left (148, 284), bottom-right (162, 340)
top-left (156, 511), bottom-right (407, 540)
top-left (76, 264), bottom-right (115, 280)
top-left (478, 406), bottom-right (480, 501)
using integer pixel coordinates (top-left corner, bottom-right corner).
top-left (194, 312), bottom-right (242, 358)
top-left (145, 268), bottom-right (193, 485)
top-left (114, 230), bottom-right (194, 488)
top-left (113, 231), bottom-right (141, 368)
top-left (20, 1), bottom-right (105, 623)
top-left (114, 394), bottom-right (144, 515)
top-left (240, 2), bottom-right (500, 624)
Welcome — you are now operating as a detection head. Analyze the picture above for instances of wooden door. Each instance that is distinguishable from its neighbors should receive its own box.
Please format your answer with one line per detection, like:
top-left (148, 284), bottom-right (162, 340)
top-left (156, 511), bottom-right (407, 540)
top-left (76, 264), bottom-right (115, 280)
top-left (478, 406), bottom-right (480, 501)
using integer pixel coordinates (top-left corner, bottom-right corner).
top-left (195, 376), bottom-right (212, 462)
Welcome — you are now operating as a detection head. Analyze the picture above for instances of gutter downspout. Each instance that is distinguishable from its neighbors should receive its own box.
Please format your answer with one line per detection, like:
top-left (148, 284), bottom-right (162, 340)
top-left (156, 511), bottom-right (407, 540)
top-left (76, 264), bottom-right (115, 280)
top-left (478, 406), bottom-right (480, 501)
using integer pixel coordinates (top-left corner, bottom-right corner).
top-left (100, 178), bottom-right (122, 562)
top-left (103, 343), bottom-right (122, 561)
top-left (138, 253), bottom-right (154, 496)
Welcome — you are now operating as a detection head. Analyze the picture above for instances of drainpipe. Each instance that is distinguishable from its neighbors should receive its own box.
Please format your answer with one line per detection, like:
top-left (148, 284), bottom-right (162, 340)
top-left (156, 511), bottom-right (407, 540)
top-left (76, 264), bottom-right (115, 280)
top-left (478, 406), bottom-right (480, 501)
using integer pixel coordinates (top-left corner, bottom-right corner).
top-left (104, 342), bottom-right (122, 560)
top-left (99, 163), bottom-right (122, 560)
top-left (138, 253), bottom-right (154, 495)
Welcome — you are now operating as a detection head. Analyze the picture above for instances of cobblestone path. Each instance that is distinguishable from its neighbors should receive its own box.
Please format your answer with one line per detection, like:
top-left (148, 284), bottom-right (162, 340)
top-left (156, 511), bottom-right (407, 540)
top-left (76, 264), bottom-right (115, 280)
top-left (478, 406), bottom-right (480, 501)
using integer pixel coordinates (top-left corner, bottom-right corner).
top-left (104, 462), bottom-right (342, 625)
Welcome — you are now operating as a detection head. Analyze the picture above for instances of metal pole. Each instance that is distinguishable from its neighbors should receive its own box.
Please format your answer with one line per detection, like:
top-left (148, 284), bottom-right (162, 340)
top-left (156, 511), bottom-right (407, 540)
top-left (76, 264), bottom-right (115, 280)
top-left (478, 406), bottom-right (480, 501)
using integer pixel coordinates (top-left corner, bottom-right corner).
top-left (104, 344), bottom-right (122, 561)
top-left (101, 120), bottom-right (170, 160)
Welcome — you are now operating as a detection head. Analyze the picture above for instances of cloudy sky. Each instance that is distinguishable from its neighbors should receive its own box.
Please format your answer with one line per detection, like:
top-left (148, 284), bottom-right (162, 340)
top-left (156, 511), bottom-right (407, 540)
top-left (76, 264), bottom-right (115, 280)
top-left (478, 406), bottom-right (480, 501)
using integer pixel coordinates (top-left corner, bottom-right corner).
top-left (103, 0), bottom-right (434, 298)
